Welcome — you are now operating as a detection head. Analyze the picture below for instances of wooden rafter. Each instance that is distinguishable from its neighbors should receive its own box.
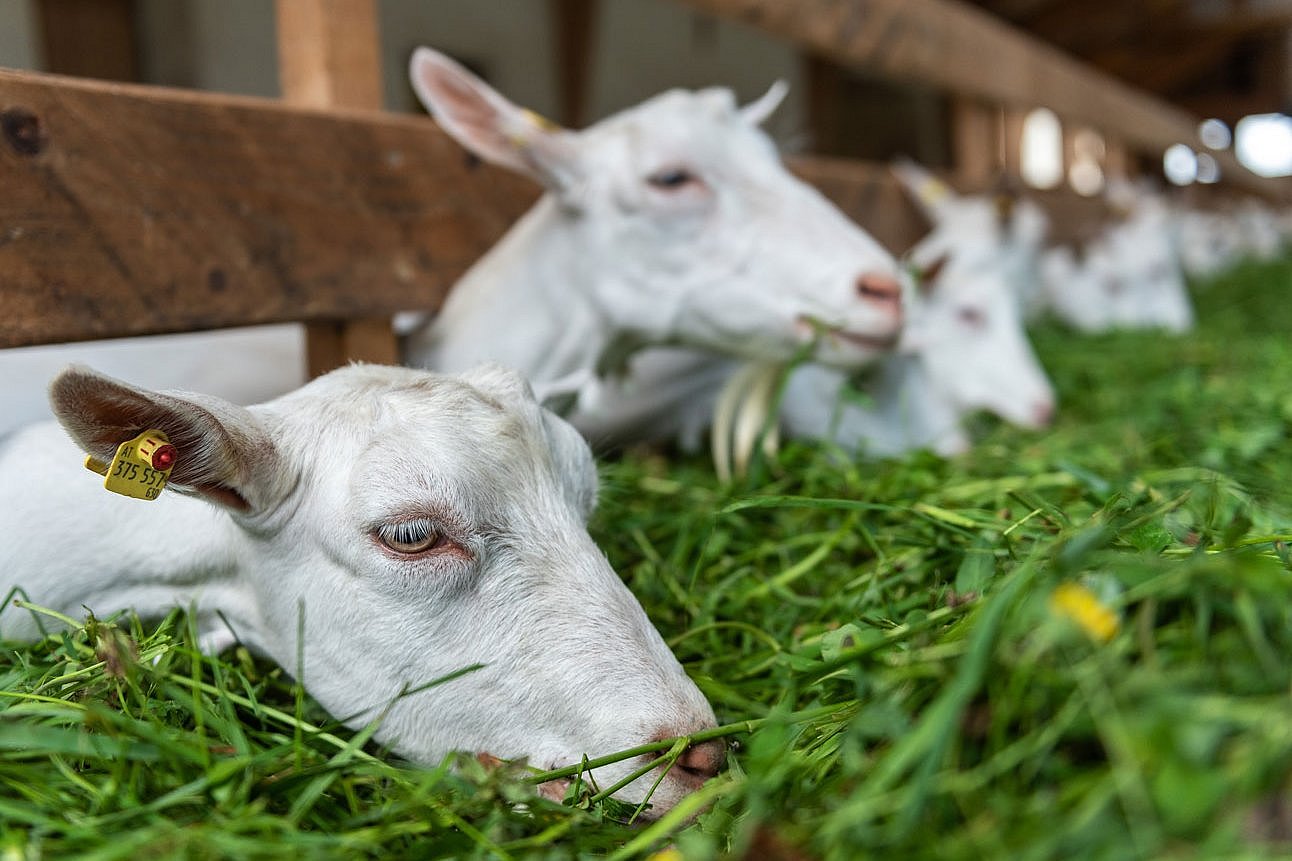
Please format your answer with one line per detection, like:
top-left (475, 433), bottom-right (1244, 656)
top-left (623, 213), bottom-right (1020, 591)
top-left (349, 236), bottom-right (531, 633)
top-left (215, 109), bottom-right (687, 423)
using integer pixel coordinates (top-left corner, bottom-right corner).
top-left (669, 0), bottom-right (1289, 199)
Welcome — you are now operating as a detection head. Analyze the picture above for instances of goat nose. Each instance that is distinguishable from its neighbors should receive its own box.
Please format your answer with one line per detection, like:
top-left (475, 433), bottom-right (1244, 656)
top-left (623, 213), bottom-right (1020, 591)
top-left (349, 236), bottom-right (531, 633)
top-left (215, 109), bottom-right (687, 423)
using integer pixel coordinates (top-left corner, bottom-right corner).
top-left (1033, 401), bottom-right (1055, 427)
top-left (675, 738), bottom-right (726, 782)
top-left (856, 272), bottom-right (902, 309)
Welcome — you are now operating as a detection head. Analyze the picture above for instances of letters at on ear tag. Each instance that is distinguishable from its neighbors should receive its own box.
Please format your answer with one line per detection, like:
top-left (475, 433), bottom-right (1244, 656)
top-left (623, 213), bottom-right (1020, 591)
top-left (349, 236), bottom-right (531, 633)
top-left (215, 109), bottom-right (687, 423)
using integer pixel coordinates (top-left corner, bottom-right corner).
top-left (84, 430), bottom-right (177, 501)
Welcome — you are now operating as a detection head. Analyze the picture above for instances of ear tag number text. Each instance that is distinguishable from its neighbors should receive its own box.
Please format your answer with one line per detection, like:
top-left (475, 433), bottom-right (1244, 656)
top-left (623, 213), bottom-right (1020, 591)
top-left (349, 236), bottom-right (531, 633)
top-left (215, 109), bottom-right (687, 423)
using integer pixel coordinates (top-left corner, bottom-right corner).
top-left (84, 430), bottom-right (177, 501)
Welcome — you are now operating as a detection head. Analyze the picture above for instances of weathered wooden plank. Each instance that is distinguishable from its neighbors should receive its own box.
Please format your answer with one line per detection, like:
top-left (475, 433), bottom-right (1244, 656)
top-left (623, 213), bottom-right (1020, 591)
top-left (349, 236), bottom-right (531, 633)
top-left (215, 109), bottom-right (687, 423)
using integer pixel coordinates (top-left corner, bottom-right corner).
top-left (0, 69), bottom-right (539, 349)
top-left (276, 0), bottom-right (398, 371)
top-left (671, 0), bottom-right (1291, 200)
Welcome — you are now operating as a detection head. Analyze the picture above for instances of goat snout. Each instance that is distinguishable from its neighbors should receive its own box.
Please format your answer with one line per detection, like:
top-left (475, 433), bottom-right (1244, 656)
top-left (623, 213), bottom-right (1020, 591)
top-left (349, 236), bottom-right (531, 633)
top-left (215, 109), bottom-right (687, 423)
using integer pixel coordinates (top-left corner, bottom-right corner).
top-left (672, 738), bottom-right (726, 785)
top-left (856, 272), bottom-right (903, 311)
top-left (1032, 401), bottom-right (1056, 427)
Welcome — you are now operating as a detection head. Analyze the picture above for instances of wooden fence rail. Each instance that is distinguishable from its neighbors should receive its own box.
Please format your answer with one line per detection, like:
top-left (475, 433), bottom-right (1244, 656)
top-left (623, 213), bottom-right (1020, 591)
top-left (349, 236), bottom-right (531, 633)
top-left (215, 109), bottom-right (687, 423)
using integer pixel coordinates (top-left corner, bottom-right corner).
top-left (0, 70), bottom-right (536, 348)
top-left (0, 69), bottom-right (941, 351)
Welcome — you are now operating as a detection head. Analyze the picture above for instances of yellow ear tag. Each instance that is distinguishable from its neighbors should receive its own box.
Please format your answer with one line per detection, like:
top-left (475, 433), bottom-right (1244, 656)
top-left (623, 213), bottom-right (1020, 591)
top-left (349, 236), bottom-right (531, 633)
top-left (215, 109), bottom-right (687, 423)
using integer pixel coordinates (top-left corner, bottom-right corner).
top-left (522, 108), bottom-right (559, 132)
top-left (508, 109), bottom-right (559, 149)
top-left (919, 176), bottom-right (951, 206)
top-left (84, 429), bottom-right (177, 501)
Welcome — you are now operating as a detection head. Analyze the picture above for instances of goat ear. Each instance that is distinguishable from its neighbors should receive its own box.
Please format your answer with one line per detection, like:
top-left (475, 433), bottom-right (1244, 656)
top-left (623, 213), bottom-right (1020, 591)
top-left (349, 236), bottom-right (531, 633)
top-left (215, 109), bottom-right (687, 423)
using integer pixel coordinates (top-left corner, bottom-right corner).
top-left (914, 252), bottom-right (951, 294)
top-left (891, 157), bottom-right (957, 221)
top-left (409, 47), bottom-right (581, 193)
top-left (739, 80), bottom-right (789, 127)
top-left (49, 365), bottom-right (289, 514)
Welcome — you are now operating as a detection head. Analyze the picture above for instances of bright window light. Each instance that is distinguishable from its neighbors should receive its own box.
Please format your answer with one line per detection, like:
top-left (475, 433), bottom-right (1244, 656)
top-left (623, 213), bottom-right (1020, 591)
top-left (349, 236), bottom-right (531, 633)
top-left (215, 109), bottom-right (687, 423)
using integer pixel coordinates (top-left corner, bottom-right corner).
top-left (1020, 108), bottom-right (1063, 189)
top-left (1164, 143), bottom-right (1198, 186)
top-left (1198, 118), bottom-right (1232, 150)
top-left (1069, 161), bottom-right (1104, 196)
top-left (1234, 114), bottom-right (1292, 177)
top-left (1195, 152), bottom-right (1221, 184)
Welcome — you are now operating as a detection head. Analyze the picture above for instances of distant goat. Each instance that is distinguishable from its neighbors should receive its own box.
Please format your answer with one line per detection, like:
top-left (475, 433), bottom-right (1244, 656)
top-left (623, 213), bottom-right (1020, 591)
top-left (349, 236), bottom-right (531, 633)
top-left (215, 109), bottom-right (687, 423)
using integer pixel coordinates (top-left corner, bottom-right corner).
top-left (780, 163), bottom-right (1056, 457)
top-left (1041, 181), bottom-right (1194, 334)
top-left (0, 364), bottom-right (720, 817)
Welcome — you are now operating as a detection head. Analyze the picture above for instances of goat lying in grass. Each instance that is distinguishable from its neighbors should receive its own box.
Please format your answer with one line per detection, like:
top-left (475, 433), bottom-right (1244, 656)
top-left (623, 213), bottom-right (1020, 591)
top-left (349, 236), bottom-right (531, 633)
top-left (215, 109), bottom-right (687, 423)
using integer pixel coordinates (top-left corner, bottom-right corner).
top-left (0, 364), bottom-right (720, 818)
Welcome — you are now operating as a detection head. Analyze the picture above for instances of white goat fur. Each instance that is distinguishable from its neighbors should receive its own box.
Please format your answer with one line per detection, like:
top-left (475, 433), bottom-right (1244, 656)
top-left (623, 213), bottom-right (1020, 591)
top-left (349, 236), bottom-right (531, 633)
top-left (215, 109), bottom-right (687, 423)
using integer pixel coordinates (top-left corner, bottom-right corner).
top-left (0, 363), bottom-right (718, 817)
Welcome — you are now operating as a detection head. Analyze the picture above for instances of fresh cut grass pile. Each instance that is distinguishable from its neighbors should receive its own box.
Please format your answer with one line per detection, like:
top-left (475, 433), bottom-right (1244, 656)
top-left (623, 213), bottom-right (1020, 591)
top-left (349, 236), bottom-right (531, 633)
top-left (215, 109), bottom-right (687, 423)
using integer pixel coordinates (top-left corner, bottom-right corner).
top-left (2, 256), bottom-right (1291, 860)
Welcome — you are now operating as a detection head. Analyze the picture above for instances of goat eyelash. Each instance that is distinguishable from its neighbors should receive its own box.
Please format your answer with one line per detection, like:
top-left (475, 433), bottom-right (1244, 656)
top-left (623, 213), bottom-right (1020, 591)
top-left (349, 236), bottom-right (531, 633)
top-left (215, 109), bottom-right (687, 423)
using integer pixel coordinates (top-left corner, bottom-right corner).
top-left (375, 518), bottom-right (449, 555)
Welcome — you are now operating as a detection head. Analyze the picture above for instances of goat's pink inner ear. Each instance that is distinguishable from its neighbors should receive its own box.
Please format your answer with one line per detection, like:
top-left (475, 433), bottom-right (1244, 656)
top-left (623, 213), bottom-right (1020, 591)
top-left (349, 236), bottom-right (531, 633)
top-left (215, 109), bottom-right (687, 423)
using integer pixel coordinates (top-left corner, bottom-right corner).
top-left (918, 253), bottom-right (951, 292)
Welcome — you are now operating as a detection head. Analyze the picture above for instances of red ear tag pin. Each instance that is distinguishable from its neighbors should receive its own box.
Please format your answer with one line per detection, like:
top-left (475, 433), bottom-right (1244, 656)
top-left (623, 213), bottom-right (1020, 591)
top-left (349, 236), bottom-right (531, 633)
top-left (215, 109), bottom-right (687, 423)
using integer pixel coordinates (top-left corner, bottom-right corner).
top-left (84, 430), bottom-right (177, 501)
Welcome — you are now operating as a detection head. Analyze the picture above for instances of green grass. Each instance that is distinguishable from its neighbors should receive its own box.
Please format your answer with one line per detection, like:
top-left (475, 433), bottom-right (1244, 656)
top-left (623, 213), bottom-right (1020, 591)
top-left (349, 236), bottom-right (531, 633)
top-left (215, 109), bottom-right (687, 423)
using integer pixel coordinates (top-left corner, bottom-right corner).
top-left (3, 256), bottom-right (1291, 860)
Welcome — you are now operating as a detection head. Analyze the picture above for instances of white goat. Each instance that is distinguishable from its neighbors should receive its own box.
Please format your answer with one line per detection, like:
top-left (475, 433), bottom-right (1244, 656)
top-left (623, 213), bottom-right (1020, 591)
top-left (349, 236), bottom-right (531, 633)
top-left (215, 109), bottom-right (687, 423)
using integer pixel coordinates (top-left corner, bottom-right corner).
top-left (0, 363), bottom-right (721, 817)
top-left (402, 48), bottom-right (905, 395)
top-left (1176, 208), bottom-right (1244, 280)
top-left (1041, 183), bottom-right (1194, 334)
top-left (779, 166), bottom-right (1056, 458)
top-left (888, 159), bottom-right (1051, 320)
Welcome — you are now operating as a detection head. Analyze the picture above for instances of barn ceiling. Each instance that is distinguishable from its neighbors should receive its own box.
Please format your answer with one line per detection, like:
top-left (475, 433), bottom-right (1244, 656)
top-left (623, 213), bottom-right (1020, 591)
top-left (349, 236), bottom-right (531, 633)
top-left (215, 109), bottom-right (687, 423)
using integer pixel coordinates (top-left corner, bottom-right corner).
top-left (962, 0), bottom-right (1292, 123)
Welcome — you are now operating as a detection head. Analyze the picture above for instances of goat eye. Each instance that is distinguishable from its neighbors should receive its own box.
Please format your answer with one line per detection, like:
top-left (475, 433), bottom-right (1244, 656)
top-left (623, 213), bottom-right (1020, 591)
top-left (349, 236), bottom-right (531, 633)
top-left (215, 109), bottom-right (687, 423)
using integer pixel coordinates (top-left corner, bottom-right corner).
top-left (646, 167), bottom-right (698, 190)
top-left (958, 307), bottom-right (985, 327)
top-left (376, 520), bottom-right (446, 555)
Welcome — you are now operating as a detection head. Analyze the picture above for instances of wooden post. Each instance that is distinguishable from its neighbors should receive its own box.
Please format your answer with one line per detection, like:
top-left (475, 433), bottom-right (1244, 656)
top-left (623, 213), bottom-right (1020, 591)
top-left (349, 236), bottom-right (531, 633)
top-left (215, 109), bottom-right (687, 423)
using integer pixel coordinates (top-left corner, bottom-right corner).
top-left (36, 0), bottom-right (138, 82)
top-left (275, 0), bottom-right (398, 376)
top-left (551, 0), bottom-right (599, 127)
top-left (1103, 138), bottom-right (1130, 181)
top-left (1002, 107), bottom-right (1026, 179)
top-left (951, 96), bottom-right (997, 189)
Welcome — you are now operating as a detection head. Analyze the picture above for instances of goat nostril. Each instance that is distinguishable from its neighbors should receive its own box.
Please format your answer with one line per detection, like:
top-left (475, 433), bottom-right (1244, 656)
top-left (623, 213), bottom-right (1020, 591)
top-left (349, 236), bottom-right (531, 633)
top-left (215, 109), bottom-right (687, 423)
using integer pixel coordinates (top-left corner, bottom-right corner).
top-left (856, 273), bottom-right (902, 307)
top-left (1034, 402), bottom-right (1055, 427)
top-left (675, 738), bottom-right (726, 781)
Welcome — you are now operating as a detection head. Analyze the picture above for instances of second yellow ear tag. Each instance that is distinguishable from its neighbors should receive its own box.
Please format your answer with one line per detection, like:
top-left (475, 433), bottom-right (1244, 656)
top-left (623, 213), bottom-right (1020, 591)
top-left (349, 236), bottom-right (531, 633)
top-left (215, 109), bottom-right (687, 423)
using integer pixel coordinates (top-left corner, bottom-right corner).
top-left (84, 430), bottom-right (177, 501)
top-left (920, 176), bottom-right (951, 206)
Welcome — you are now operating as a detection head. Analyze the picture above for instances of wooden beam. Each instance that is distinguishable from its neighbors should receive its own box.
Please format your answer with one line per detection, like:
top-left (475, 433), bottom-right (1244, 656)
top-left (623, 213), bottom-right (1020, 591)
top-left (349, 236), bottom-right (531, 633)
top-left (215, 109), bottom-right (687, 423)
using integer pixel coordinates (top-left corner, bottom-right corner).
top-left (275, 0), bottom-right (396, 372)
top-left (670, 0), bottom-right (1290, 200)
top-left (0, 69), bottom-right (538, 349)
top-left (950, 97), bottom-right (998, 187)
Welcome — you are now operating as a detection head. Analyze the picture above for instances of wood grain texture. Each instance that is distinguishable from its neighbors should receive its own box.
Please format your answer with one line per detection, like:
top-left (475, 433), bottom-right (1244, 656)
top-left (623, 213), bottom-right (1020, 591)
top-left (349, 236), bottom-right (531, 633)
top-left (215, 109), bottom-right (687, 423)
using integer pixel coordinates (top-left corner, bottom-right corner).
top-left (672, 0), bottom-right (1290, 200)
top-left (950, 97), bottom-right (999, 187)
top-left (275, 0), bottom-right (383, 110)
top-left (0, 70), bottom-right (538, 349)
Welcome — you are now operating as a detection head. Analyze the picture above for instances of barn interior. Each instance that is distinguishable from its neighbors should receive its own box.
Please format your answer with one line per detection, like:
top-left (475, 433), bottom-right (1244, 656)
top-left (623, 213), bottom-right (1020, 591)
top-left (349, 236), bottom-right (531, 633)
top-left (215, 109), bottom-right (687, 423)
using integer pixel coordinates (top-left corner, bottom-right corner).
top-left (2, 4), bottom-right (1292, 857)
